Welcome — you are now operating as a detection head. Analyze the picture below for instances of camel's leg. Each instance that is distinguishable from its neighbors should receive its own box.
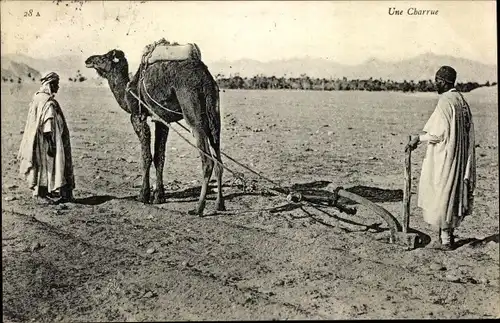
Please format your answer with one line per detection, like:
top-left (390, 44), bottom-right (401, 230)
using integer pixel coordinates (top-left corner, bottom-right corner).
top-left (152, 121), bottom-right (168, 204)
top-left (214, 149), bottom-right (225, 211)
top-left (176, 88), bottom-right (217, 216)
top-left (188, 132), bottom-right (214, 216)
top-left (131, 113), bottom-right (152, 203)
top-left (209, 138), bottom-right (225, 211)
top-left (207, 89), bottom-right (225, 211)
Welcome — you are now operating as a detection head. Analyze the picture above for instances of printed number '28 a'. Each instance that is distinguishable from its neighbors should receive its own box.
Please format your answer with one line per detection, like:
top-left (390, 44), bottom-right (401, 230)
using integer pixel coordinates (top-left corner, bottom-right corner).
top-left (24, 9), bottom-right (40, 17)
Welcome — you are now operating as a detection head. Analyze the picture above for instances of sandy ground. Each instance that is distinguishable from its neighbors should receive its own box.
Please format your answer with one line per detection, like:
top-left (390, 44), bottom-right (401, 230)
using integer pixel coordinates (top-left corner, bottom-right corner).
top-left (2, 84), bottom-right (499, 321)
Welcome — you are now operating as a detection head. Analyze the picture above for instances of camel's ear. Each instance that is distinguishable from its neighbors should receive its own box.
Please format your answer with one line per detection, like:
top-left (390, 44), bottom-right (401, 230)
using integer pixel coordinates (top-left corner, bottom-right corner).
top-left (111, 50), bottom-right (124, 63)
top-left (109, 50), bottom-right (118, 63)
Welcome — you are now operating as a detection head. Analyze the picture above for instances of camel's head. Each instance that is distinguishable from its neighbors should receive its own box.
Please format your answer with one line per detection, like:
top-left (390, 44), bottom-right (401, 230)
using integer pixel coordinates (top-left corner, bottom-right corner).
top-left (85, 49), bottom-right (128, 78)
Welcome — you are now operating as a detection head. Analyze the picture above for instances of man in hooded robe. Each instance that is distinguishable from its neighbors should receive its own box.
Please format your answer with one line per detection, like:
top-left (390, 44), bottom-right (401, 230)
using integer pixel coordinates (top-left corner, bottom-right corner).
top-left (17, 72), bottom-right (75, 204)
top-left (407, 66), bottom-right (476, 250)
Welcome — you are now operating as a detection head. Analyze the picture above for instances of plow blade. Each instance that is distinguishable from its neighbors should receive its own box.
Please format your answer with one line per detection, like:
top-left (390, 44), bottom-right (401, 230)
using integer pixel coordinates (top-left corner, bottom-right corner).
top-left (391, 231), bottom-right (420, 250)
top-left (287, 187), bottom-right (420, 249)
top-left (336, 188), bottom-right (419, 249)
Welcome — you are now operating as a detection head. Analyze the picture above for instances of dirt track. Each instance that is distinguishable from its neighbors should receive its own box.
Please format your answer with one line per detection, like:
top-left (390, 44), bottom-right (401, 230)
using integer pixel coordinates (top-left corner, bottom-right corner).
top-left (2, 84), bottom-right (499, 321)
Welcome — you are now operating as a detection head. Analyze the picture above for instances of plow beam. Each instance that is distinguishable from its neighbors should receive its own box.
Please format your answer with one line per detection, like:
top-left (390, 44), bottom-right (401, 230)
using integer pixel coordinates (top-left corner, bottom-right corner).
top-left (286, 192), bottom-right (357, 215)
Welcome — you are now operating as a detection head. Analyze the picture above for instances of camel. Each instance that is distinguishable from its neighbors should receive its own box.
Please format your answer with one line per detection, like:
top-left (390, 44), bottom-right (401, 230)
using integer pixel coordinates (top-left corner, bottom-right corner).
top-left (85, 49), bottom-right (225, 215)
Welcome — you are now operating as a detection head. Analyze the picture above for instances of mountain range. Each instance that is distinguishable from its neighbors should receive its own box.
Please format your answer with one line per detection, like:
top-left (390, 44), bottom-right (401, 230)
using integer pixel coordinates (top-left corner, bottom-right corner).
top-left (1, 56), bottom-right (42, 81)
top-left (1, 52), bottom-right (497, 84)
top-left (1, 53), bottom-right (98, 84)
top-left (207, 53), bottom-right (497, 82)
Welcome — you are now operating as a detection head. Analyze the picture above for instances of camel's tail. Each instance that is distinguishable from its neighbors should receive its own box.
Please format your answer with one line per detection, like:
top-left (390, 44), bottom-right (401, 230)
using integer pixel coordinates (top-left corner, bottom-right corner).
top-left (204, 83), bottom-right (222, 160)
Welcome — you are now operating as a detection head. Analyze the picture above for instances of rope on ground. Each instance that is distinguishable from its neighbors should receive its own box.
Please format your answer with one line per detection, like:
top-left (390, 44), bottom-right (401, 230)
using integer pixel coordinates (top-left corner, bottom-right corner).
top-left (136, 76), bottom-right (284, 190)
top-left (139, 80), bottom-right (282, 188)
top-left (172, 120), bottom-right (283, 189)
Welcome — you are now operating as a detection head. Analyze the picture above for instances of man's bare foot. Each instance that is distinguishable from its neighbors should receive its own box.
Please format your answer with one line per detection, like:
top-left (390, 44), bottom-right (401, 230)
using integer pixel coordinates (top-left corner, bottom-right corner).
top-left (34, 196), bottom-right (55, 205)
top-left (427, 239), bottom-right (455, 251)
top-left (54, 196), bottom-right (74, 204)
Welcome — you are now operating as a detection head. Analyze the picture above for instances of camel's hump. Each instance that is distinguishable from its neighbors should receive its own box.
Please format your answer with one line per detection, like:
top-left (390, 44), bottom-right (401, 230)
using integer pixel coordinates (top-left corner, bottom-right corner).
top-left (145, 43), bottom-right (202, 64)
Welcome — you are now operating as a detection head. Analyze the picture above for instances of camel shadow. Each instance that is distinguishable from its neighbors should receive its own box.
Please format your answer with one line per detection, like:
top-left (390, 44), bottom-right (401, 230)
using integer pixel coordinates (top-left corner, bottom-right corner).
top-left (164, 180), bottom-right (403, 204)
top-left (73, 195), bottom-right (117, 205)
top-left (164, 183), bottom-right (275, 201)
top-left (165, 186), bottom-right (203, 200)
top-left (73, 181), bottom-right (403, 211)
top-left (73, 195), bottom-right (137, 205)
top-left (342, 185), bottom-right (403, 204)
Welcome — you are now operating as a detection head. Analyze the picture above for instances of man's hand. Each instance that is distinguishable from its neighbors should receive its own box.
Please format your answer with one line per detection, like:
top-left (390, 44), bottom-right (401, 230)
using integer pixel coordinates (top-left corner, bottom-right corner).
top-left (405, 134), bottom-right (420, 152)
top-left (47, 145), bottom-right (56, 158)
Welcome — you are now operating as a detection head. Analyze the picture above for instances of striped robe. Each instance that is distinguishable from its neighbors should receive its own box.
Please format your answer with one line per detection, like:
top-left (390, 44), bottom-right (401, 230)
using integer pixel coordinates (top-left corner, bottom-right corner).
top-left (17, 89), bottom-right (75, 194)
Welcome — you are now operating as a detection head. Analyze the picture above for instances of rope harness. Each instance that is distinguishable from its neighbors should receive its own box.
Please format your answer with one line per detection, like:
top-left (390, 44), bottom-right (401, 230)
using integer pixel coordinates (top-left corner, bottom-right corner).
top-left (126, 87), bottom-right (284, 196)
top-left (141, 78), bottom-right (183, 116)
top-left (126, 49), bottom-right (353, 213)
top-left (128, 87), bottom-right (356, 218)
top-left (127, 87), bottom-right (357, 214)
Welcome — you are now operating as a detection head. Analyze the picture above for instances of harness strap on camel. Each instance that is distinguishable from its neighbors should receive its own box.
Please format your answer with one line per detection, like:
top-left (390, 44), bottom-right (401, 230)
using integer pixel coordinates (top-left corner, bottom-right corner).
top-left (141, 78), bottom-right (183, 116)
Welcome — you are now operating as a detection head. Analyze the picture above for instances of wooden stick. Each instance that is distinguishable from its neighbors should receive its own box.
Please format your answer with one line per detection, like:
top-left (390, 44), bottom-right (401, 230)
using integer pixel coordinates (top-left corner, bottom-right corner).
top-left (403, 135), bottom-right (412, 233)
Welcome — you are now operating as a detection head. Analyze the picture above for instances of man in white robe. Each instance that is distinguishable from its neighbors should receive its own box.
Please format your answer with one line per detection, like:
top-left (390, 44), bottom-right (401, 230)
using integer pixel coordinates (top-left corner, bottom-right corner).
top-left (17, 72), bottom-right (75, 204)
top-left (407, 66), bottom-right (476, 250)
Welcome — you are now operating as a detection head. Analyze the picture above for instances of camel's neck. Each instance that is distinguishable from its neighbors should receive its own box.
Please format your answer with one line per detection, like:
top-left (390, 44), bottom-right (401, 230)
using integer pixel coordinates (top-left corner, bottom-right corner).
top-left (107, 69), bottom-right (130, 112)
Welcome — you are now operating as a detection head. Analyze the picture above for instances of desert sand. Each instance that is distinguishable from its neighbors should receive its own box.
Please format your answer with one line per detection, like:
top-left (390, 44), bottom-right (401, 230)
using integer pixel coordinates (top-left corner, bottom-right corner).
top-left (2, 84), bottom-right (498, 321)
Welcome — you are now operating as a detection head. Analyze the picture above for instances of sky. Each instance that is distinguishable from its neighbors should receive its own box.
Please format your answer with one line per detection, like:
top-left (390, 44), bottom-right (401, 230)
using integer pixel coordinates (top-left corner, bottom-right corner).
top-left (1, 0), bottom-right (497, 67)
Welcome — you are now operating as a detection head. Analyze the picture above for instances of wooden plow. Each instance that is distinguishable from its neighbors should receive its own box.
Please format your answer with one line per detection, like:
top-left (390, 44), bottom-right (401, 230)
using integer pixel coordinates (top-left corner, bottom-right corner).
top-left (286, 135), bottom-right (420, 249)
top-left (128, 89), bottom-right (421, 250)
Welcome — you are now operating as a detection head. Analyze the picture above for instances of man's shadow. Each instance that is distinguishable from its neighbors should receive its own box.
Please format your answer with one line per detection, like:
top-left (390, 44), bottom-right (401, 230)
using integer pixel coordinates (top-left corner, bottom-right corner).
top-left (71, 182), bottom-right (270, 206)
top-left (454, 233), bottom-right (499, 249)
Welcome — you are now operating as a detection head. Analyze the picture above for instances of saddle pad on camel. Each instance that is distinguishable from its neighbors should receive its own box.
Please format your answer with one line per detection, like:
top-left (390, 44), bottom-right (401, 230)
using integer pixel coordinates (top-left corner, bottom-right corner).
top-left (147, 43), bottom-right (202, 64)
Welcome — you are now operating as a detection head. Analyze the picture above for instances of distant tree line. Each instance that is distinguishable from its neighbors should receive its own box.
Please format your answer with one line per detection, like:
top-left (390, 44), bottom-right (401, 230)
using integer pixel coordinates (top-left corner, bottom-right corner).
top-left (1, 72), bottom-right (37, 84)
top-left (215, 74), bottom-right (497, 93)
top-left (2, 77), bottom-right (22, 84)
top-left (68, 70), bottom-right (87, 82)
top-left (2, 71), bottom-right (496, 93)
